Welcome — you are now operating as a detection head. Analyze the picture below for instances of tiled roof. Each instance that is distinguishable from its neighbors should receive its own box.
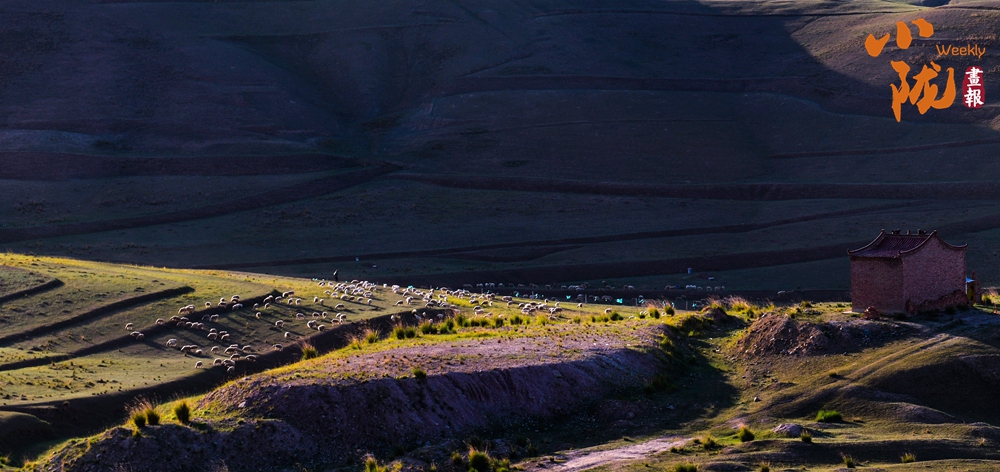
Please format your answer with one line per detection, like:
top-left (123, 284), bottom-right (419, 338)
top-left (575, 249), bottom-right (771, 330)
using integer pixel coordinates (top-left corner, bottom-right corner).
top-left (848, 230), bottom-right (965, 258)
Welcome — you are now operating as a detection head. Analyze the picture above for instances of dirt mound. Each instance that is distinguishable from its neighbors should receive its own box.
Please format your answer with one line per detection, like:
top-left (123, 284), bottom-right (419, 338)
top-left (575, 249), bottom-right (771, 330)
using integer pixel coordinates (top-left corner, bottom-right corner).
top-left (42, 327), bottom-right (672, 472)
top-left (733, 313), bottom-right (911, 358)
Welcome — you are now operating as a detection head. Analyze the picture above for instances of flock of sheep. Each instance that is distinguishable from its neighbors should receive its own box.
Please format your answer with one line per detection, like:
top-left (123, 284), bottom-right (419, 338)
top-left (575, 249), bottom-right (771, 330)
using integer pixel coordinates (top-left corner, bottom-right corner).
top-left (119, 280), bottom-right (390, 373)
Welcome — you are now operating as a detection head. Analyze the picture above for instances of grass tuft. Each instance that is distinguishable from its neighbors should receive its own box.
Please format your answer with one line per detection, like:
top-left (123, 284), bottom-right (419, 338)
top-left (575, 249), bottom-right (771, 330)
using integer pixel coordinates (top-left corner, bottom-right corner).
top-left (467, 448), bottom-right (491, 472)
top-left (173, 401), bottom-right (191, 424)
top-left (701, 435), bottom-right (718, 450)
top-left (816, 409), bottom-right (843, 422)
top-left (671, 463), bottom-right (697, 472)
top-left (800, 430), bottom-right (812, 443)
top-left (900, 452), bottom-right (916, 463)
top-left (841, 453), bottom-right (856, 468)
top-left (365, 328), bottom-right (381, 344)
top-left (301, 342), bottom-right (319, 360)
top-left (737, 426), bottom-right (755, 442)
top-left (413, 367), bottom-right (427, 380)
top-left (758, 462), bottom-right (770, 472)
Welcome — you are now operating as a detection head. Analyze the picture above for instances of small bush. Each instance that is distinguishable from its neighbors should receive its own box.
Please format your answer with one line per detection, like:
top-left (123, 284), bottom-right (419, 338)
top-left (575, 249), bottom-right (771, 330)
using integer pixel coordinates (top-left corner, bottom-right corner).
top-left (737, 426), bottom-right (755, 442)
top-left (456, 313), bottom-right (468, 327)
top-left (131, 411), bottom-right (146, 429)
top-left (701, 435), bottom-right (718, 450)
top-left (468, 448), bottom-right (491, 472)
top-left (900, 452), bottom-right (916, 463)
top-left (393, 326), bottom-right (406, 339)
top-left (301, 343), bottom-right (319, 360)
top-left (365, 455), bottom-right (389, 472)
top-left (672, 463), bottom-right (697, 472)
top-left (800, 430), bottom-right (812, 443)
top-left (510, 315), bottom-right (524, 325)
top-left (493, 317), bottom-right (505, 328)
top-left (816, 410), bottom-right (843, 422)
top-left (420, 321), bottom-right (437, 335)
top-left (445, 319), bottom-right (456, 331)
top-left (758, 462), bottom-right (770, 472)
top-left (638, 311), bottom-right (647, 319)
top-left (649, 308), bottom-right (661, 319)
top-left (451, 451), bottom-right (463, 465)
top-left (173, 401), bottom-right (191, 424)
top-left (526, 443), bottom-right (539, 457)
top-left (609, 311), bottom-right (623, 321)
top-left (665, 306), bottom-right (675, 315)
top-left (144, 408), bottom-right (160, 426)
top-left (800, 300), bottom-right (813, 308)
top-left (404, 327), bottom-right (417, 339)
top-left (535, 315), bottom-right (549, 325)
top-left (572, 316), bottom-right (582, 324)
top-left (365, 328), bottom-right (380, 344)
top-left (413, 367), bottom-right (427, 380)
top-left (841, 453), bottom-right (856, 468)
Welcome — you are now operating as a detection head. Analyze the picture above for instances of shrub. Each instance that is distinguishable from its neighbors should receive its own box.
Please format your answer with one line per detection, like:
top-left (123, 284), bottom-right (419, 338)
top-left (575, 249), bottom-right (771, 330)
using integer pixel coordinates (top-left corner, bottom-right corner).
top-left (301, 343), bottom-right (319, 359)
top-left (365, 328), bottom-right (380, 344)
top-left (665, 306), bottom-right (675, 315)
top-left (365, 455), bottom-right (389, 472)
top-left (468, 448), bottom-right (491, 472)
top-left (737, 426), bottom-right (755, 442)
top-left (572, 316), bottom-right (582, 324)
top-left (649, 308), bottom-right (661, 319)
top-left (413, 367), bottom-right (427, 380)
top-left (701, 435), bottom-right (718, 450)
top-left (800, 430), bottom-right (812, 443)
top-left (451, 451), bottom-right (464, 465)
top-left (493, 317), bottom-right (505, 328)
top-left (644, 374), bottom-right (673, 394)
top-left (393, 326), bottom-right (406, 339)
top-left (144, 407), bottom-right (160, 426)
top-left (609, 311), bottom-right (623, 321)
top-left (800, 300), bottom-right (813, 308)
top-left (404, 327), bottom-right (417, 339)
top-left (672, 463), bottom-right (697, 472)
top-left (510, 315), bottom-right (524, 325)
top-left (131, 411), bottom-right (146, 429)
top-left (173, 401), bottom-right (191, 424)
top-left (901, 452), bottom-right (916, 463)
top-left (758, 462), bottom-right (770, 472)
top-left (526, 443), bottom-right (539, 457)
top-left (456, 313), bottom-right (468, 327)
top-left (841, 453), bottom-right (856, 468)
top-left (445, 319), bottom-right (456, 331)
top-left (816, 410), bottom-right (843, 422)
top-left (638, 311), bottom-right (647, 319)
top-left (535, 315), bottom-right (549, 325)
top-left (420, 321), bottom-right (437, 335)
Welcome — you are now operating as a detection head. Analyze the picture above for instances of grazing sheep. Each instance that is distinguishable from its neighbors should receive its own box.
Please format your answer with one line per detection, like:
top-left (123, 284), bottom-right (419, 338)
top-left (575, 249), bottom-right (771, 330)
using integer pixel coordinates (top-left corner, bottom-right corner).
top-left (307, 320), bottom-right (318, 329)
top-left (135, 333), bottom-right (145, 341)
top-left (604, 308), bottom-right (613, 314)
top-left (207, 332), bottom-right (218, 340)
top-left (335, 304), bottom-right (345, 310)
top-left (213, 358), bottom-right (223, 366)
top-left (275, 320), bottom-right (285, 328)
top-left (166, 339), bottom-right (178, 347)
top-left (227, 366), bottom-right (235, 374)
top-left (284, 332), bottom-right (292, 339)
top-left (273, 344), bottom-right (283, 351)
top-left (124, 323), bottom-right (134, 331)
top-left (194, 349), bottom-right (203, 355)
top-left (314, 297), bottom-right (319, 303)
top-left (210, 314), bottom-right (219, 322)
top-left (263, 303), bottom-right (270, 309)
top-left (282, 291), bottom-right (294, 298)
top-left (211, 346), bottom-right (220, 353)
top-left (229, 354), bottom-right (241, 361)
top-left (295, 313), bottom-right (305, 320)
top-left (195, 361), bottom-right (203, 368)
top-left (253, 303), bottom-right (259, 310)
top-left (231, 303), bottom-right (243, 311)
top-left (245, 355), bottom-right (258, 362)
top-left (394, 300), bottom-right (404, 306)
top-left (255, 312), bottom-right (262, 319)
top-left (155, 318), bottom-right (165, 325)
top-left (264, 295), bottom-right (274, 303)
top-left (205, 302), bottom-right (212, 308)
top-left (317, 325), bottom-right (326, 331)
top-left (578, 303), bottom-right (584, 308)
top-left (242, 345), bottom-right (252, 352)
top-left (220, 333), bottom-right (230, 342)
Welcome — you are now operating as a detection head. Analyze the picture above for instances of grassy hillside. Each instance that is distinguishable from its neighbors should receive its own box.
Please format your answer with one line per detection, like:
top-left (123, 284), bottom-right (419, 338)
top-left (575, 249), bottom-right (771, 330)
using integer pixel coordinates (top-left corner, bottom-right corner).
top-left (0, 0), bottom-right (998, 289)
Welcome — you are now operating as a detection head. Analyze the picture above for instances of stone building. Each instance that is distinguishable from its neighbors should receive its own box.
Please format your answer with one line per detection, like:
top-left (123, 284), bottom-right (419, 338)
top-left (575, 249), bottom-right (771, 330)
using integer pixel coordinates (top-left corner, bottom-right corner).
top-left (849, 230), bottom-right (968, 314)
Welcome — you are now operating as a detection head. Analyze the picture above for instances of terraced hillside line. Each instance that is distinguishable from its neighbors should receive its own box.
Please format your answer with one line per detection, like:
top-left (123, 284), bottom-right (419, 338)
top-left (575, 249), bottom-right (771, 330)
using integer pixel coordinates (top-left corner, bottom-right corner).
top-left (0, 153), bottom-right (357, 181)
top-left (390, 173), bottom-right (1000, 201)
top-left (448, 76), bottom-right (804, 95)
top-left (533, 8), bottom-right (921, 18)
top-left (0, 286), bottom-right (194, 346)
top-left (378, 240), bottom-right (869, 287)
top-left (195, 201), bottom-right (924, 270)
top-left (0, 278), bottom-right (63, 305)
top-left (0, 163), bottom-right (399, 245)
top-left (770, 137), bottom-right (1000, 158)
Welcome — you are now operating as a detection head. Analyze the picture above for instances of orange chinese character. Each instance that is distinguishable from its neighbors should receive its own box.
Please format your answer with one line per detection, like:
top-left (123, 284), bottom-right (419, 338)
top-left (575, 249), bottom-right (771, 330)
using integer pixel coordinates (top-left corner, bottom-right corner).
top-left (890, 60), bottom-right (956, 122)
top-left (865, 19), bottom-right (934, 57)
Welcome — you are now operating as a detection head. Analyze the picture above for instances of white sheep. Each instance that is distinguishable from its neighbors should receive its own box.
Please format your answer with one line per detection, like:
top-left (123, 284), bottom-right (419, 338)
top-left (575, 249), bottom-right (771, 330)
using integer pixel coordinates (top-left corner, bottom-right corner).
top-left (166, 339), bottom-right (178, 347)
top-left (213, 358), bottom-right (223, 366)
top-left (156, 318), bottom-right (165, 325)
top-left (284, 332), bottom-right (292, 339)
top-left (273, 344), bottom-right (283, 351)
top-left (195, 361), bottom-right (203, 368)
top-left (124, 323), bottom-right (134, 331)
top-left (275, 320), bottom-right (285, 328)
